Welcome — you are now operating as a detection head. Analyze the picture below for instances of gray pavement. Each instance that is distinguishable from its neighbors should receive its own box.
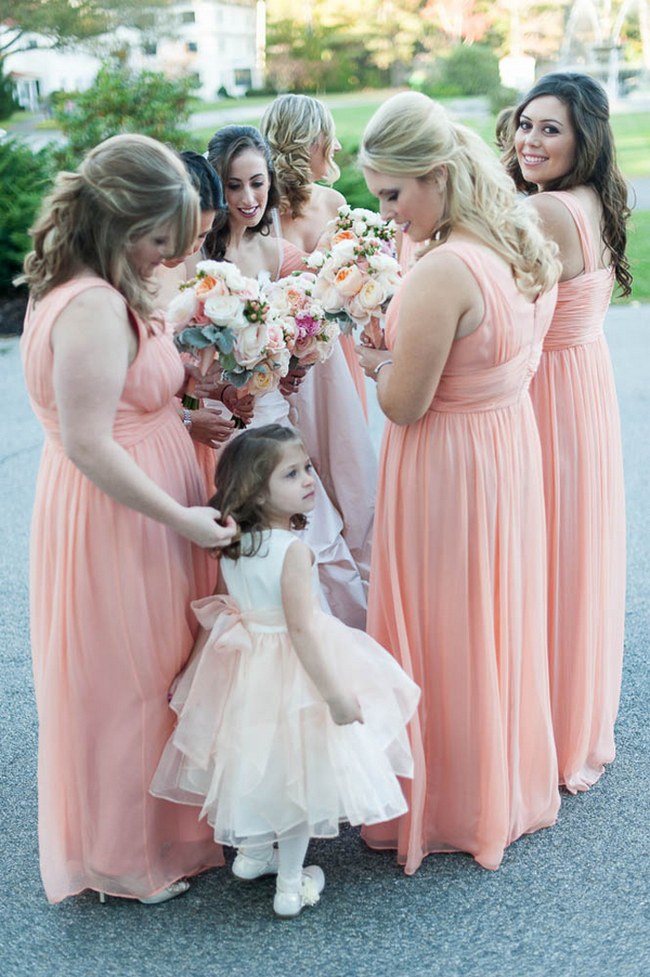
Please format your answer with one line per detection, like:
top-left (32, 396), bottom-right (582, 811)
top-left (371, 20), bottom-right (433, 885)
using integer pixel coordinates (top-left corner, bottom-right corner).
top-left (1, 304), bottom-right (649, 977)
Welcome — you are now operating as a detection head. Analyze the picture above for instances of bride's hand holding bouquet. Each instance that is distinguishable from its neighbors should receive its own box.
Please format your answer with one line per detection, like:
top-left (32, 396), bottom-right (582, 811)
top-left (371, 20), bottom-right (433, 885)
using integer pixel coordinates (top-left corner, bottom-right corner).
top-left (167, 260), bottom-right (291, 427)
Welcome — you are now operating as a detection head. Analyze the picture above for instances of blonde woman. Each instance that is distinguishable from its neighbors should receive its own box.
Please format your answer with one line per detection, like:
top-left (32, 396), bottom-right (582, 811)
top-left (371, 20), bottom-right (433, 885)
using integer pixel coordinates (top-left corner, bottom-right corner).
top-left (261, 92), bottom-right (369, 412)
top-left (356, 92), bottom-right (562, 872)
top-left (20, 134), bottom-right (236, 904)
top-left (260, 95), bottom-right (377, 598)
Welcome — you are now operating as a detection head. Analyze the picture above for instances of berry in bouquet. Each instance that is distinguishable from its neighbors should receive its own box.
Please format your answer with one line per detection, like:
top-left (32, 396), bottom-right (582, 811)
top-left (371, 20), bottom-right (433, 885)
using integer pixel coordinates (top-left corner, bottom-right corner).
top-left (167, 260), bottom-right (291, 427)
top-left (305, 205), bottom-right (401, 349)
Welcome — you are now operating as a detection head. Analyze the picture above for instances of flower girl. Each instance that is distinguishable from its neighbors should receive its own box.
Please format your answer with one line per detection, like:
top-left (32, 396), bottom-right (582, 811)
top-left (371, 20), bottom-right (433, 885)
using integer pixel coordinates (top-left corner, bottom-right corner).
top-left (151, 424), bottom-right (419, 918)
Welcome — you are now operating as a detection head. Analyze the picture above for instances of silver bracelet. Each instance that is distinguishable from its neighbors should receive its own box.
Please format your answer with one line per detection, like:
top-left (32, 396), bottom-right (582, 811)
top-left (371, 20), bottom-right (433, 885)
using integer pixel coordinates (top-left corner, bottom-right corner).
top-left (373, 358), bottom-right (393, 378)
top-left (182, 409), bottom-right (193, 430)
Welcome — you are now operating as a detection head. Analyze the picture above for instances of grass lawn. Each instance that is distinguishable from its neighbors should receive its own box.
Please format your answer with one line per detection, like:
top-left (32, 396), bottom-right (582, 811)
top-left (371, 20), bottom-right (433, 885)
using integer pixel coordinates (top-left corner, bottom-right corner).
top-left (622, 209), bottom-right (650, 304)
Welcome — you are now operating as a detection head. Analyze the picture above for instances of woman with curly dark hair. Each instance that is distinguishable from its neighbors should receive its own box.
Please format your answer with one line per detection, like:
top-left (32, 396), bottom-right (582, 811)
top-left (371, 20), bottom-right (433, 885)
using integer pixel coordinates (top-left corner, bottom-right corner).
top-left (501, 71), bottom-right (630, 794)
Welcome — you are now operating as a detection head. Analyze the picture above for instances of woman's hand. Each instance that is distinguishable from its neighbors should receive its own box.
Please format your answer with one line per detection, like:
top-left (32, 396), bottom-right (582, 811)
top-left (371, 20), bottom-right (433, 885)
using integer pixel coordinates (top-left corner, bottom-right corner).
top-left (221, 385), bottom-right (255, 425)
top-left (186, 360), bottom-right (225, 400)
top-left (280, 364), bottom-right (309, 397)
top-left (178, 508), bottom-right (238, 552)
top-left (355, 344), bottom-right (391, 380)
top-left (327, 693), bottom-right (364, 726)
top-left (187, 407), bottom-right (234, 447)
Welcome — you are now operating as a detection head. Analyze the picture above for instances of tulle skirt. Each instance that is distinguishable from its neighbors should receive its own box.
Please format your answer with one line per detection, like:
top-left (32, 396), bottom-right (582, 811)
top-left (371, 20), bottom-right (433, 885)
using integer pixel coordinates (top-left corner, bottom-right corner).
top-left (151, 596), bottom-right (420, 845)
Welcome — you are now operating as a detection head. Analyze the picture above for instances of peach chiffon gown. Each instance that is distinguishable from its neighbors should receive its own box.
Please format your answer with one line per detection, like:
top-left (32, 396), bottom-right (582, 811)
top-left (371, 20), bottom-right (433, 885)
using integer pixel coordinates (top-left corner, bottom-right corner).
top-left (363, 241), bottom-right (561, 872)
top-left (529, 191), bottom-right (626, 793)
top-left (21, 277), bottom-right (223, 903)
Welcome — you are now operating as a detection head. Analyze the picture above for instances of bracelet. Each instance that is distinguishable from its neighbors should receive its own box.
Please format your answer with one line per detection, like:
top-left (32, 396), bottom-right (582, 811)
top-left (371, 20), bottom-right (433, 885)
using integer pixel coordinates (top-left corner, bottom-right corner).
top-left (182, 409), bottom-right (193, 431)
top-left (373, 358), bottom-right (393, 378)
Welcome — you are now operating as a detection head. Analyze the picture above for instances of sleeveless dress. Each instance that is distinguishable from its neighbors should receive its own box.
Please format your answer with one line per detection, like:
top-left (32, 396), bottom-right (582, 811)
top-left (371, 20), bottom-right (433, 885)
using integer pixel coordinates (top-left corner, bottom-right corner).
top-left (362, 241), bottom-right (561, 873)
top-left (151, 529), bottom-right (420, 845)
top-left (529, 191), bottom-right (626, 793)
top-left (251, 234), bottom-right (376, 630)
top-left (21, 277), bottom-right (223, 903)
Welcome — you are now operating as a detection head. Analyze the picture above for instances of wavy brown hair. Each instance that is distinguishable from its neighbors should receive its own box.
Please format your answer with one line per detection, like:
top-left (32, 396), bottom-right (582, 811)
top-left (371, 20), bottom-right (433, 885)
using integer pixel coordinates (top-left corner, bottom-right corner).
top-left (260, 94), bottom-right (340, 219)
top-left (211, 424), bottom-right (307, 560)
top-left (501, 72), bottom-right (632, 297)
top-left (19, 133), bottom-right (200, 322)
top-left (203, 126), bottom-right (280, 261)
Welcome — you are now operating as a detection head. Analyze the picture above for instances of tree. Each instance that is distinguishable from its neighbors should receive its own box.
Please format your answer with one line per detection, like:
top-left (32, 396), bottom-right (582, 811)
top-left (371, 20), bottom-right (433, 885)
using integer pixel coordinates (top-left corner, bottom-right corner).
top-left (0, 1), bottom-right (173, 63)
top-left (53, 59), bottom-right (199, 168)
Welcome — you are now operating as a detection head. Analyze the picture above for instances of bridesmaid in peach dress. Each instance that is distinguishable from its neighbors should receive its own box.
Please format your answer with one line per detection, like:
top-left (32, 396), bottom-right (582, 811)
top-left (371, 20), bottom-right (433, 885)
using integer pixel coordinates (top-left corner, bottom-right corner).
top-left (19, 135), bottom-right (236, 904)
top-left (356, 92), bottom-right (562, 872)
top-left (260, 96), bottom-right (378, 594)
top-left (260, 93), bottom-right (368, 414)
top-left (156, 150), bottom-right (252, 498)
top-left (502, 73), bottom-right (630, 793)
top-left (203, 125), bottom-right (372, 628)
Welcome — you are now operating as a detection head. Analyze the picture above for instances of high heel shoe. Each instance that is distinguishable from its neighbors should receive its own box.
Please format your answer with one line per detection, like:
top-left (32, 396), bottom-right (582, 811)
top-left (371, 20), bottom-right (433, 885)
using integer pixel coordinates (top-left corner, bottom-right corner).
top-left (98, 880), bottom-right (190, 905)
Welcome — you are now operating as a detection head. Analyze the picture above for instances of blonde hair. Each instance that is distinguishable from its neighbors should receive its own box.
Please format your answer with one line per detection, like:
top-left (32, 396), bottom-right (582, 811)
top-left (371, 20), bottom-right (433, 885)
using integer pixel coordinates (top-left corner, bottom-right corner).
top-left (260, 94), bottom-right (340, 219)
top-left (359, 92), bottom-right (560, 299)
top-left (20, 133), bottom-right (200, 322)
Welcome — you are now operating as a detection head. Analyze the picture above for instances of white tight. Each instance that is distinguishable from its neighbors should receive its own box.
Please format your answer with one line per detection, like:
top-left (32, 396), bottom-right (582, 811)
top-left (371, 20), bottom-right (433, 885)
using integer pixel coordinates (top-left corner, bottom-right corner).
top-left (238, 824), bottom-right (310, 888)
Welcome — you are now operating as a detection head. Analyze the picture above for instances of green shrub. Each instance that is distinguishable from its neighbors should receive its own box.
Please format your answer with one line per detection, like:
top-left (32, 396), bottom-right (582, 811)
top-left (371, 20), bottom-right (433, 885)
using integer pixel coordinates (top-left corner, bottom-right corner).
top-left (440, 44), bottom-right (500, 97)
top-left (53, 61), bottom-right (200, 168)
top-left (333, 141), bottom-right (377, 211)
top-left (0, 62), bottom-right (18, 120)
top-left (489, 85), bottom-right (518, 114)
top-left (0, 139), bottom-right (54, 292)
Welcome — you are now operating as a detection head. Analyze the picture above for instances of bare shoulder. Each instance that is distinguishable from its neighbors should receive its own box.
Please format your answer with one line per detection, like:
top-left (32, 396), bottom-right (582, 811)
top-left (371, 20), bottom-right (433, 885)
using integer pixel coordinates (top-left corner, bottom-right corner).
top-left (55, 283), bottom-right (128, 338)
top-left (280, 538), bottom-right (314, 597)
top-left (527, 192), bottom-right (576, 237)
top-left (313, 184), bottom-right (346, 218)
top-left (409, 247), bottom-right (479, 298)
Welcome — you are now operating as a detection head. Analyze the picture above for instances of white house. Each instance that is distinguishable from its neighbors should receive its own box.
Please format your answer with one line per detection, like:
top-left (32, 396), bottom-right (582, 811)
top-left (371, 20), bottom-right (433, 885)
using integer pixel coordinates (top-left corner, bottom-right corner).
top-left (3, 0), bottom-right (265, 108)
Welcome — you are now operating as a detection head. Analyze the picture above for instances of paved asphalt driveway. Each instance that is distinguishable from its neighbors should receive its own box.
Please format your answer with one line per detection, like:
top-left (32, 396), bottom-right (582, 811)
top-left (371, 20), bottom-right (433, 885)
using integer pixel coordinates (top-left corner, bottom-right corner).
top-left (0, 304), bottom-right (648, 977)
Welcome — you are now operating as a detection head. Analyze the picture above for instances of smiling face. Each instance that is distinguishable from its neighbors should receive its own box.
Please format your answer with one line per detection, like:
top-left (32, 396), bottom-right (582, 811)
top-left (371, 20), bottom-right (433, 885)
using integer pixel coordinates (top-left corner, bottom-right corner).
top-left (162, 209), bottom-right (216, 268)
top-left (225, 148), bottom-right (270, 231)
top-left (128, 226), bottom-right (174, 279)
top-left (363, 167), bottom-right (446, 242)
top-left (264, 441), bottom-right (315, 530)
top-left (515, 95), bottom-right (577, 190)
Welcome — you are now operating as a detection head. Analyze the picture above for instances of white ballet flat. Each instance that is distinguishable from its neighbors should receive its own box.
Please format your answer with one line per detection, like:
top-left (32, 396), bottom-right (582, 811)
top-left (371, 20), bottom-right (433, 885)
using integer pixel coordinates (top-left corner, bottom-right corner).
top-left (98, 880), bottom-right (190, 905)
top-left (232, 848), bottom-right (279, 881)
top-left (273, 866), bottom-right (325, 919)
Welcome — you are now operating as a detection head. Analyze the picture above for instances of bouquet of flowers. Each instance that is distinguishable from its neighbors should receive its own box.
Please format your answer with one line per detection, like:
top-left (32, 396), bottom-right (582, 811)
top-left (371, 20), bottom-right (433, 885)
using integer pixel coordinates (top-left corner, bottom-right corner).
top-left (262, 272), bottom-right (340, 370)
top-left (305, 205), bottom-right (401, 347)
top-left (167, 260), bottom-right (291, 423)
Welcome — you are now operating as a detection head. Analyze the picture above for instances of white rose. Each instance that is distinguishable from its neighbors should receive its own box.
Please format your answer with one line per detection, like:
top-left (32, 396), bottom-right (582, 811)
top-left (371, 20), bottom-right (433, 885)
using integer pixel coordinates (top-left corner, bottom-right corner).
top-left (367, 252), bottom-right (397, 273)
top-left (330, 239), bottom-right (357, 263)
top-left (313, 279), bottom-right (345, 313)
top-left (353, 220), bottom-right (368, 237)
top-left (305, 251), bottom-right (325, 270)
top-left (234, 322), bottom-right (269, 368)
top-left (358, 278), bottom-right (387, 311)
top-left (165, 288), bottom-right (199, 328)
top-left (266, 319), bottom-right (288, 354)
top-left (195, 259), bottom-right (222, 278)
top-left (347, 294), bottom-right (372, 325)
top-left (203, 293), bottom-right (245, 327)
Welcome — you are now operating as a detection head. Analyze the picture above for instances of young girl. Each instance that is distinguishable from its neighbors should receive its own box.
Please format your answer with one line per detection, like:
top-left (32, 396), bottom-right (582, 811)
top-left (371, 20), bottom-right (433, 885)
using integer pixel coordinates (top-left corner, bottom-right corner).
top-left (151, 424), bottom-right (419, 918)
